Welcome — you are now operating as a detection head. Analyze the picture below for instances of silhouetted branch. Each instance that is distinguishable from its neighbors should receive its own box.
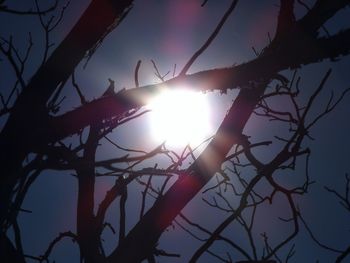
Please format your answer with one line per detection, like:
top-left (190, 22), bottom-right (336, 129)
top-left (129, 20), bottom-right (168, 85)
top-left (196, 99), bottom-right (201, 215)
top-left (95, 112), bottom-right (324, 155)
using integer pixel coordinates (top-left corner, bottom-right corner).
top-left (119, 178), bottom-right (128, 244)
top-left (180, 0), bottom-right (239, 75)
top-left (135, 60), bottom-right (141, 88)
top-left (298, 213), bottom-right (343, 253)
top-left (298, 0), bottom-right (349, 35)
top-left (151, 59), bottom-right (169, 81)
top-left (0, 0), bottom-right (134, 229)
top-left (140, 172), bottom-right (154, 219)
top-left (39, 231), bottom-right (77, 262)
top-left (0, 0), bottom-right (57, 15)
top-left (324, 174), bottom-right (350, 212)
top-left (336, 245), bottom-right (350, 263)
top-left (276, 0), bottom-right (295, 37)
top-left (71, 71), bottom-right (87, 105)
top-left (50, 28), bottom-right (350, 142)
top-left (35, 0), bottom-right (70, 65)
top-left (201, 0), bottom-right (209, 7)
top-left (1, 2), bottom-right (350, 263)
top-left (178, 213), bottom-right (252, 260)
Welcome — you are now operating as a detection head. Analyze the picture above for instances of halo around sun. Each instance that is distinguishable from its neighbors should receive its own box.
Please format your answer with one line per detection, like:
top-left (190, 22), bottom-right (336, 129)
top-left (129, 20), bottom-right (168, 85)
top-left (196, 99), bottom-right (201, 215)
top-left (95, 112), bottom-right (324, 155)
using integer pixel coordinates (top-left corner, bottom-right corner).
top-left (148, 87), bottom-right (213, 148)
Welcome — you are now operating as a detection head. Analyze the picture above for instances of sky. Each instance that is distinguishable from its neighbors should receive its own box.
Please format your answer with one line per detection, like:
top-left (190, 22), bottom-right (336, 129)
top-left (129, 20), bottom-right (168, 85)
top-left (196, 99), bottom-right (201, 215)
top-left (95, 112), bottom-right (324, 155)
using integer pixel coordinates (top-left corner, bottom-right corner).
top-left (1, 0), bottom-right (350, 262)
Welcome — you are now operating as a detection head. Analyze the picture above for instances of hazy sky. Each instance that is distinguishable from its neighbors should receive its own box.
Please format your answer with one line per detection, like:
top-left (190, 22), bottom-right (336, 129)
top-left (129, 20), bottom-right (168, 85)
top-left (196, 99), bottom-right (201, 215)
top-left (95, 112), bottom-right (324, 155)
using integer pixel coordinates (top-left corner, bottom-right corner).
top-left (1, 0), bottom-right (350, 262)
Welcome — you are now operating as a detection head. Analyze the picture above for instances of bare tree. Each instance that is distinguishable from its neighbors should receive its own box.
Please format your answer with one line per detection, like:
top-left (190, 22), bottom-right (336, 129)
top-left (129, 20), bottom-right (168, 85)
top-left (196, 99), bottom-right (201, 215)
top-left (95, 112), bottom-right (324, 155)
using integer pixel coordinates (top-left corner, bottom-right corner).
top-left (1, 0), bottom-right (350, 263)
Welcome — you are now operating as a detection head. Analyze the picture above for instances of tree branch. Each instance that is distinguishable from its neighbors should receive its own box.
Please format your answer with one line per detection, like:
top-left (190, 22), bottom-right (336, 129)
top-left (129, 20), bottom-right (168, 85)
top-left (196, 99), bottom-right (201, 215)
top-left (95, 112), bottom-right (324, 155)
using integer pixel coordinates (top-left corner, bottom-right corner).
top-left (50, 28), bottom-right (350, 142)
top-left (180, 0), bottom-right (239, 75)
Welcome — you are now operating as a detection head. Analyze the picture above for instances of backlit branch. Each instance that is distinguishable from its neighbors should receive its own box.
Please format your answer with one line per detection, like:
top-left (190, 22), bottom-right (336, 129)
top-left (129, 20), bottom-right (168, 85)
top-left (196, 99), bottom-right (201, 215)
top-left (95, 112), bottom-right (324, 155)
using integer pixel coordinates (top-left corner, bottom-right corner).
top-left (180, 0), bottom-right (239, 75)
top-left (50, 28), bottom-right (350, 142)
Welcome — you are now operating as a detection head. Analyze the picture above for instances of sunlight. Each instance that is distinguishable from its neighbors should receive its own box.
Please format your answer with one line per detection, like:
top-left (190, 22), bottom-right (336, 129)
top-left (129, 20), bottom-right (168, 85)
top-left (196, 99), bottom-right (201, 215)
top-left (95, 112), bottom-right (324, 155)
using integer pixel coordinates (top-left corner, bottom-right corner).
top-left (148, 87), bottom-right (213, 148)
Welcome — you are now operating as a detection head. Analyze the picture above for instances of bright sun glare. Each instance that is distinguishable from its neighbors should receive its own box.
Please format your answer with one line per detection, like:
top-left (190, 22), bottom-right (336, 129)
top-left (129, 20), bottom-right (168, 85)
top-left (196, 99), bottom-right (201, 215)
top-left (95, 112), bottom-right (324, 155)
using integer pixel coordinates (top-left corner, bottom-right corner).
top-left (149, 87), bottom-right (212, 148)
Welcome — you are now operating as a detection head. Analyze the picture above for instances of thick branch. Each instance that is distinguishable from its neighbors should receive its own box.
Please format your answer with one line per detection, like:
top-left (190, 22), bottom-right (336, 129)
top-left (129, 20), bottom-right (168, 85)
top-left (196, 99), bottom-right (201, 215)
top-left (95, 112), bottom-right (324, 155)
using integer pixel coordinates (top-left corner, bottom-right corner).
top-left (106, 83), bottom-right (267, 263)
top-left (0, 0), bottom-right (133, 227)
top-left (298, 0), bottom-right (350, 34)
top-left (50, 28), bottom-right (350, 142)
top-left (276, 0), bottom-right (295, 36)
top-left (76, 125), bottom-right (101, 263)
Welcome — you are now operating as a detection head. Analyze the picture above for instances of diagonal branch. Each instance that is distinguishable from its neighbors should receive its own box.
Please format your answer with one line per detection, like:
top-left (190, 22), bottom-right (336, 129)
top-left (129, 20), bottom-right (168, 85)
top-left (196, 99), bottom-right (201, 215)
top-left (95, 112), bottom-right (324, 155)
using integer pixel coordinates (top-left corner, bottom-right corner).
top-left (298, 0), bottom-right (350, 35)
top-left (180, 0), bottom-right (239, 75)
top-left (50, 28), bottom-right (350, 143)
top-left (106, 82), bottom-right (267, 263)
top-left (0, 0), bottom-right (134, 228)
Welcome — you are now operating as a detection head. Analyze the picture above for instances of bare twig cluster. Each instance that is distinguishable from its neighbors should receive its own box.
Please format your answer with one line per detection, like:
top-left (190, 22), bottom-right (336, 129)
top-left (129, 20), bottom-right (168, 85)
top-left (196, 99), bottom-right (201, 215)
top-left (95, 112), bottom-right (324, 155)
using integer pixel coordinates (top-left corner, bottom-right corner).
top-left (0, 1), bottom-right (350, 263)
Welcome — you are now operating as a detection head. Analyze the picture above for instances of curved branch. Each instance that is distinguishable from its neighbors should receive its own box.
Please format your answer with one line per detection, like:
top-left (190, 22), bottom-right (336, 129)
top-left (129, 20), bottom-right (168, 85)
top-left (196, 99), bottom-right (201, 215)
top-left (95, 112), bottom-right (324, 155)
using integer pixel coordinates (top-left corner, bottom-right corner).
top-left (0, 1), bottom-right (57, 15)
top-left (180, 0), bottom-right (239, 75)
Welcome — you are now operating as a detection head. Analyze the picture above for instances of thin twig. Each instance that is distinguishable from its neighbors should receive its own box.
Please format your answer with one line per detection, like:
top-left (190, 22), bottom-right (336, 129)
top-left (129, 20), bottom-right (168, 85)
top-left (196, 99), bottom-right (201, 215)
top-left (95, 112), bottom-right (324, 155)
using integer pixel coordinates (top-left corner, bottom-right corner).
top-left (180, 0), bottom-right (239, 75)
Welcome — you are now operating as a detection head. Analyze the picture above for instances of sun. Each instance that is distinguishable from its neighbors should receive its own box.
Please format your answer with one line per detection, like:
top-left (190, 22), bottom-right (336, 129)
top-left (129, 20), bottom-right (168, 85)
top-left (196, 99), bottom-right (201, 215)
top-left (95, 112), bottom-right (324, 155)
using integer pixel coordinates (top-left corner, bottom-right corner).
top-left (148, 87), bottom-right (213, 148)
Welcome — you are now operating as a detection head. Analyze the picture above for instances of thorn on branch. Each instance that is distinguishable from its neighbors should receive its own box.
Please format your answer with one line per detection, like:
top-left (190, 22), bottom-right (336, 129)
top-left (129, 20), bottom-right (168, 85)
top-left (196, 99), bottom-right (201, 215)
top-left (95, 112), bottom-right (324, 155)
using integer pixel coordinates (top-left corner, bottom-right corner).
top-left (103, 78), bottom-right (116, 96)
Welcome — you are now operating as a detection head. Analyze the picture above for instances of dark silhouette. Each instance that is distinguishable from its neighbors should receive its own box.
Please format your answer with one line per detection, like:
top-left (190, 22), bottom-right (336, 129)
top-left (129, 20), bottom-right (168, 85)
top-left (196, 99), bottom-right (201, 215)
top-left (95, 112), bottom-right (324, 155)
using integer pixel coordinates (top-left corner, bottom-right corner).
top-left (1, 1), bottom-right (350, 262)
